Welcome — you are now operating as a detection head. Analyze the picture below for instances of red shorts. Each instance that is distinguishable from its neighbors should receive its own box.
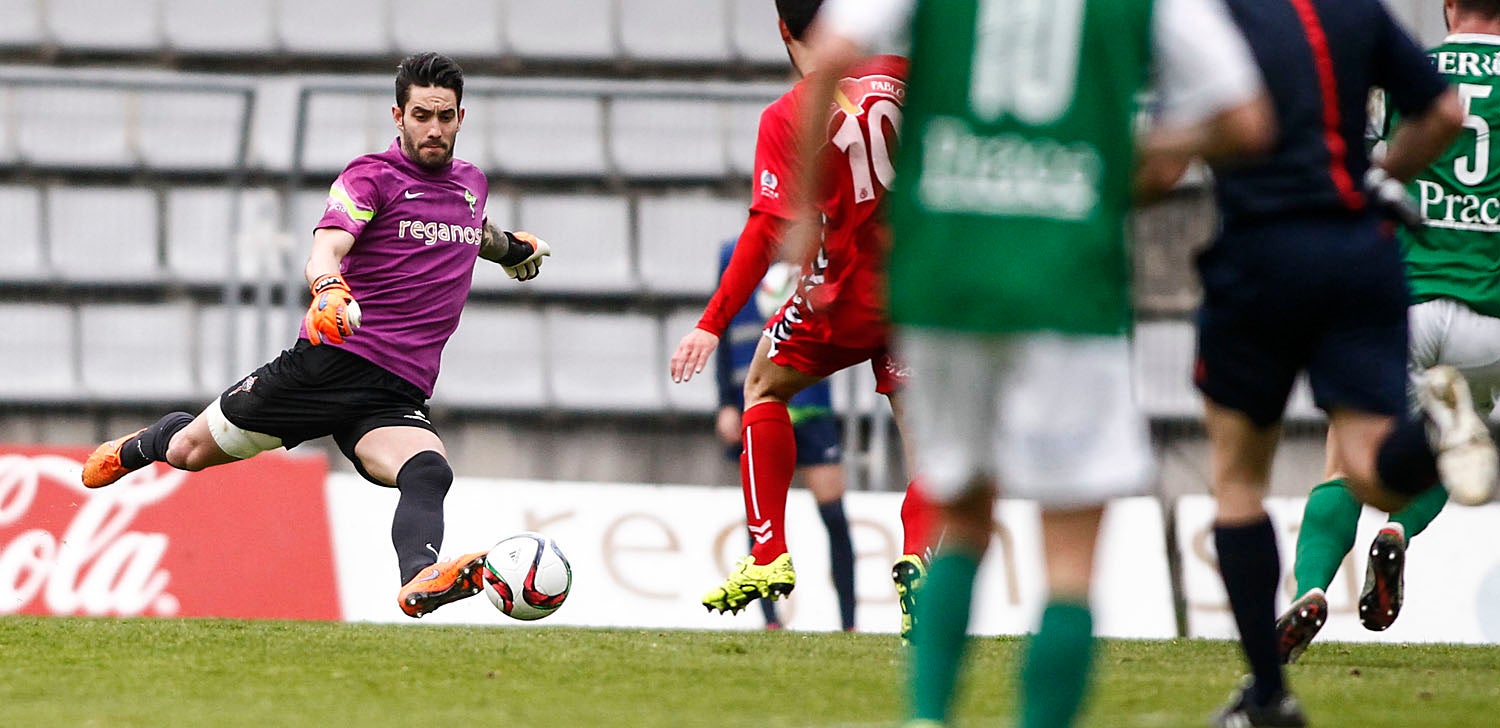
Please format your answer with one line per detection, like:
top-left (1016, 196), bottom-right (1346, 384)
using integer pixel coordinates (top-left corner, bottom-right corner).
top-left (763, 302), bottom-right (905, 394)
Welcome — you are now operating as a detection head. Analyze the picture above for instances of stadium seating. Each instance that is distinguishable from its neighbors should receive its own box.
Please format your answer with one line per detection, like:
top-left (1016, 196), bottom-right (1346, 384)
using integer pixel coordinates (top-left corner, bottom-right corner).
top-left (138, 90), bottom-right (253, 171)
top-left (501, 0), bottom-right (617, 61)
top-left (485, 95), bottom-right (608, 177)
top-left (729, 0), bottom-right (789, 65)
top-left (45, 0), bottom-right (161, 52)
top-left (276, 0), bottom-right (391, 57)
top-left (517, 194), bottom-right (634, 294)
top-left (15, 86), bottom-right (135, 169)
top-left (163, 0), bottom-right (278, 55)
top-left (0, 85), bottom-right (11, 164)
top-left (197, 302), bottom-right (293, 395)
top-left (394, 0), bottom-right (502, 58)
top-left (79, 302), bottom-right (197, 401)
top-left (48, 186), bottom-right (161, 283)
top-left (725, 99), bottom-right (769, 177)
top-left (1132, 320), bottom-right (1201, 420)
top-left (617, 0), bottom-right (731, 63)
top-left (297, 91), bottom-right (395, 176)
top-left (609, 97), bottom-right (729, 178)
top-left (635, 193), bottom-right (747, 295)
top-left (165, 187), bottom-right (284, 285)
top-left (0, 184), bottom-right (45, 281)
top-left (0, 0), bottom-right (44, 48)
top-left (545, 309), bottom-right (664, 411)
top-left (0, 304), bottom-right (76, 401)
top-left (431, 305), bottom-right (548, 409)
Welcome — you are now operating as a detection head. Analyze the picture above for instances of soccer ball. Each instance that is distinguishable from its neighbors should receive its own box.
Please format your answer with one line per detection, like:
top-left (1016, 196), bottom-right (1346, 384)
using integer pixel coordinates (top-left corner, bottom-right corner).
top-left (480, 532), bottom-right (572, 621)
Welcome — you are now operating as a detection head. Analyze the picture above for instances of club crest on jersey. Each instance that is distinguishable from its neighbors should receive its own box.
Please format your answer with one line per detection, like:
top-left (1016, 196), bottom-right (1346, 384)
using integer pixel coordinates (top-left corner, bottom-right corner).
top-left (759, 170), bottom-right (780, 200)
top-left (463, 188), bottom-right (477, 218)
top-left (228, 375), bottom-right (257, 397)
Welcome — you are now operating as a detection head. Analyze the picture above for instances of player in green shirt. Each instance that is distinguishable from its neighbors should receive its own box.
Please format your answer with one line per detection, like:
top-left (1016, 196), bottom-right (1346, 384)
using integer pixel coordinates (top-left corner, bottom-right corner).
top-left (802, 0), bottom-right (1271, 726)
top-left (1278, 0), bottom-right (1500, 663)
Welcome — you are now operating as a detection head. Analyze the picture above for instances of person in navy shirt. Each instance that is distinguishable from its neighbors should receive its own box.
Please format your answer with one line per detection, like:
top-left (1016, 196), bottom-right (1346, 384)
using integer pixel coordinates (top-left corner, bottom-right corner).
top-left (1194, 2), bottom-right (1488, 725)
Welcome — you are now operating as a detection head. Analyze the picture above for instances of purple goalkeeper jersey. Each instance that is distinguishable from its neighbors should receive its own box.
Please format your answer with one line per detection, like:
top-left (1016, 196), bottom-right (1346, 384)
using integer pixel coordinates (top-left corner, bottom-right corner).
top-left (305, 137), bottom-right (488, 396)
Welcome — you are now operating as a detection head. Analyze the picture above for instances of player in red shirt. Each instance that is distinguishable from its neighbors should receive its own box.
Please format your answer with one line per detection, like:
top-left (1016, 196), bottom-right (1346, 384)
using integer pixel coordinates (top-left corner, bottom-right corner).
top-left (668, 0), bottom-right (934, 639)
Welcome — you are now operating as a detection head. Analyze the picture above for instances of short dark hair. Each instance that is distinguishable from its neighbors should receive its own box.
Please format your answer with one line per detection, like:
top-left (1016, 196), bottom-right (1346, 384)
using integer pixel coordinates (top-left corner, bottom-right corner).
top-left (1457, 0), bottom-right (1500, 16)
top-left (775, 0), bottom-right (825, 41)
top-left (395, 52), bottom-right (465, 109)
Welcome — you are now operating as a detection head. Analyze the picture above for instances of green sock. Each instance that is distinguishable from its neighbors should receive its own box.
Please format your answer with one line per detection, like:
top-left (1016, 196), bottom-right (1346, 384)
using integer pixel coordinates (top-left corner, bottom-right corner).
top-left (1293, 479), bottom-right (1361, 596)
top-left (1389, 484), bottom-right (1448, 539)
top-left (1019, 601), bottom-right (1094, 728)
top-left (908, 549), bottom-right (980, 723)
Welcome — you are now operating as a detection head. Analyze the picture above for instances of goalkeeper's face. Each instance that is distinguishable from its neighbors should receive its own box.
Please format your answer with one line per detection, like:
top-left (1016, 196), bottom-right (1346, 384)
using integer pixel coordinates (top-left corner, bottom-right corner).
top-left (394, 85), bottom-right (464, 171)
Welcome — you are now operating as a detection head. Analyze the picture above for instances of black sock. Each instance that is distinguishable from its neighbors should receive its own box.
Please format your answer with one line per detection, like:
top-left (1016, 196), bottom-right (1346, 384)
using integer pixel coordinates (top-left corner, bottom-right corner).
top-left (1376, 415), bottom-right (1439, 497)
top-left (749, 533), bottom-right (780, 626)
top-left (392, 451), bottom-right (453, 584)
top-left (1213, 516), bottom-right (1285, 704)
top-left (120, 412), bottom-right (194, 470)
top-left (818, 499), bottom-right (856, 631)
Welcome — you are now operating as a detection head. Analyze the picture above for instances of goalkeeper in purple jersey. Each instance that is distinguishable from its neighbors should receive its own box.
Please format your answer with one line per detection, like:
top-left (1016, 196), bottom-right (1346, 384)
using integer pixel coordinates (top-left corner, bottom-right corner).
top-left (81, 53), bottom-right (552, 620)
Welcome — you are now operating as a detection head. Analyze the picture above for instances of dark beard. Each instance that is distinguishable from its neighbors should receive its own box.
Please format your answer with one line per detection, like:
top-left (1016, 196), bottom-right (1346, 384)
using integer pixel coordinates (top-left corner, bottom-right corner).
top-left (402, 138), bottom-right (453, 170)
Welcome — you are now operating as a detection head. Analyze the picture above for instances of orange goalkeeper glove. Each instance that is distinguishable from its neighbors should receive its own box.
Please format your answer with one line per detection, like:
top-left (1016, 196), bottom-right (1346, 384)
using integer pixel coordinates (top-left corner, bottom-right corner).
top-left (304, 273), bottom-right (361, 345)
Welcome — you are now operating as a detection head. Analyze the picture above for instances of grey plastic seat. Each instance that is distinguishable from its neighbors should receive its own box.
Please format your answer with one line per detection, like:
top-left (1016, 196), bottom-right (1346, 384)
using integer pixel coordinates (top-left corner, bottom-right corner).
top-left (163, 0), bottom-right (277, 54)
top-left (0, 185), bottom-right (46, 281)
top-left (432, 305), bottom-right (547, 409)
top-left (618, 0), bottom-right (730, 63)
top-left (0, 304), bottom-right (76, 400)
top-left (635, 193), bottom-right (747, 295)
top-left (502, 0), bottom-right (616, 61)
top-left (48, 186), bottom-right (160, 283)
top-left (546, 309), bottom-right (663, 411)
top-left (277, 0), bottom-right (391, 56)
top-left (517, 194), bottom-right (634, 294)
top-left (79, 302), bottom-right (198, 401)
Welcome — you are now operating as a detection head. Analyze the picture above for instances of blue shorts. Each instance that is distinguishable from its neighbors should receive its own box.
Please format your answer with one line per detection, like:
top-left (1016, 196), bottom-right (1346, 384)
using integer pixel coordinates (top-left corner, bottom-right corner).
top-left (1194, 213), bottom-right (1409, 427)
top-left (723, 412), bottom-right (842, 466)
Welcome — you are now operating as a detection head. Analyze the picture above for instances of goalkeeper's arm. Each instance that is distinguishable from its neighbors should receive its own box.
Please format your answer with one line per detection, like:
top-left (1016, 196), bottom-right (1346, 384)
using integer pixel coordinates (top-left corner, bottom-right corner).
top-left (480, 219), bottom-right (551, 281)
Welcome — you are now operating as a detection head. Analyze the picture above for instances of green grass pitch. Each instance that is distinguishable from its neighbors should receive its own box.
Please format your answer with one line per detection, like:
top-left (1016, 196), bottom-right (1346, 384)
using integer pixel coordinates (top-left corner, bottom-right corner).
top-left (3, 616), bottom-right (1497, 726)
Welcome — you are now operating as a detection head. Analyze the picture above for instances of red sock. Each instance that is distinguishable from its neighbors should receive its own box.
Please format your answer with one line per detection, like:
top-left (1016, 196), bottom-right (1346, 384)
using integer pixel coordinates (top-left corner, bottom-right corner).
top-left (741, 401), bottom-right (796, 564)
top-left (900, 479), bottom-right (937, 558)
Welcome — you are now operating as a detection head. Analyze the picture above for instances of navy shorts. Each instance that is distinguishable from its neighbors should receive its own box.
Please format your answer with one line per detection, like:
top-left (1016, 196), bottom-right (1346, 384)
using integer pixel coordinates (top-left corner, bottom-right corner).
top-left (723, 411), bottom-right (843, 467)
top-left (1194, 213), bottom-right (1409, 427)
top-left (218, 339), bottom-right (438, 485)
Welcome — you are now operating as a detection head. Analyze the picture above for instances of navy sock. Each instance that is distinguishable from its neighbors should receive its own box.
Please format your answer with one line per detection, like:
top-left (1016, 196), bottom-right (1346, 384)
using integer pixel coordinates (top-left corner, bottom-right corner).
top-left (1376, 415), bottom-right (1439, 497)
top-left (120, 412), bottom-right (194, 469)
top-left (818, 499), bottom-right (856, 630)
top-left (392, 451), bottom-right (453, 584)
top-left (1213, 516), bottom-right (1285, 704)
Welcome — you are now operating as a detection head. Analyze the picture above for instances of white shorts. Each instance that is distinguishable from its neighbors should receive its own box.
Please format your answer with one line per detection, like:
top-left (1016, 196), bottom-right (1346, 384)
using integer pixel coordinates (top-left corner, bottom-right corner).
top-left (897, 328), bottom-right (1156, 508)
top-left (1409, 298), bottom-right (1500, 417)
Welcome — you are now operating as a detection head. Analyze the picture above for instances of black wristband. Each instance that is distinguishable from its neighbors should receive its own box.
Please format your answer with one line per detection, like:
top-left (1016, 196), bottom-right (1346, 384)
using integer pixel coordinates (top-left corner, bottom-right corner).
top-left (496, 231), bottom-right (534, 266)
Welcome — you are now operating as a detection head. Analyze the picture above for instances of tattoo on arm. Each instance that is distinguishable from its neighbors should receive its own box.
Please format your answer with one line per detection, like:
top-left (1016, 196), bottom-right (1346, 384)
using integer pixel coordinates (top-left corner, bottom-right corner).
top-left (479, 220), bottom-right (536, 266)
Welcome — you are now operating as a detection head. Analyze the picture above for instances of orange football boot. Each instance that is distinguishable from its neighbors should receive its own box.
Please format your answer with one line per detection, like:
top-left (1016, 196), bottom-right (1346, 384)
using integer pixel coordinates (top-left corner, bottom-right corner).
top-left (397, 551), bottom-right (488, 618)
top-left (81, 428), bottom-right (146, 489)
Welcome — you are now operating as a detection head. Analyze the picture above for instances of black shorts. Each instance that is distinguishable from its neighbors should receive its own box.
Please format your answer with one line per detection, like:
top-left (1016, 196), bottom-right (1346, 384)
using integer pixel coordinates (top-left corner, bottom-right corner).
top-left (218, 340), bottom-right (437, 484)
top-left (1195, 213), bottom-right (1409, 427)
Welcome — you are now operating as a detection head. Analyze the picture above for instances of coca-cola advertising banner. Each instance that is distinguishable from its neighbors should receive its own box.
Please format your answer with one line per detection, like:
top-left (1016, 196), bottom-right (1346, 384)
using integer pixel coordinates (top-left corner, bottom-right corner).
top-left (0, 445), bottom-right (338, 620)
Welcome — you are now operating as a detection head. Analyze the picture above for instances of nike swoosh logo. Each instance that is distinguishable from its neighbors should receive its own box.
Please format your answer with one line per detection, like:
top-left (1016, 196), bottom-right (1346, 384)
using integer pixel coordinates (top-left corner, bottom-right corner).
top-left (404, 190), bottom-right (425, 199)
